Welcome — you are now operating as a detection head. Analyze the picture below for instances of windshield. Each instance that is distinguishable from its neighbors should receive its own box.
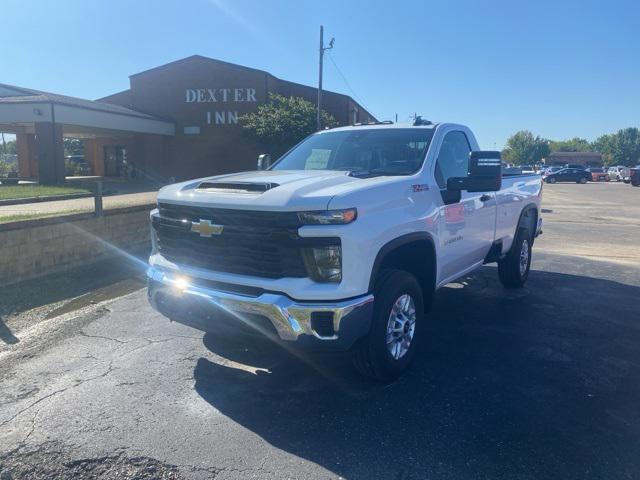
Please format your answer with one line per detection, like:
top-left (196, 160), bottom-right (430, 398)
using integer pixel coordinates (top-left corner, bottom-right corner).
top-left (271, 128), bottom-right (435, 176)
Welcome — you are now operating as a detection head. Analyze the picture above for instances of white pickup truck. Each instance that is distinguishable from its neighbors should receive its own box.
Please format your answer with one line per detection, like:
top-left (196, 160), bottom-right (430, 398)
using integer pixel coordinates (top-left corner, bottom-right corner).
top-left (147, 120), bottom-right (543, 381)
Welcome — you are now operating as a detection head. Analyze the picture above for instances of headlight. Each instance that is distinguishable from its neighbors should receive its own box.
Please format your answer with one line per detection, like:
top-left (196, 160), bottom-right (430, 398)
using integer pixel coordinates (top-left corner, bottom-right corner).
top-left (302, 245), bottom-right (342, 282)
top-left (298, 208), bottom-right (357, 225)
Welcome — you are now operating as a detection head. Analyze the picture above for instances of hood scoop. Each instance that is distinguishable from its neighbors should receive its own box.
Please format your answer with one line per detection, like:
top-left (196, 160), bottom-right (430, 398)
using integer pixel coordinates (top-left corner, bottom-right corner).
top-left (196, 181), bottom-right (279, 194)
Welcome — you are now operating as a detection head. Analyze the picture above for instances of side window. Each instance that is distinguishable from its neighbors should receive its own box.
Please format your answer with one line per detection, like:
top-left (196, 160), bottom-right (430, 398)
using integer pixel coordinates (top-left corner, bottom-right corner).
top-left (434, 131), bottom-right (471, 189)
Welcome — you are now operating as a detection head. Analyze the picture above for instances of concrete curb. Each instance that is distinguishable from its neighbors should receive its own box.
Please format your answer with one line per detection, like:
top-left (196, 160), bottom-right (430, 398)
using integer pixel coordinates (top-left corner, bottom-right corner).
top-left (0, 203), bottom-right (155, 232)
top-left (0, 193), bottom-right (94, 206)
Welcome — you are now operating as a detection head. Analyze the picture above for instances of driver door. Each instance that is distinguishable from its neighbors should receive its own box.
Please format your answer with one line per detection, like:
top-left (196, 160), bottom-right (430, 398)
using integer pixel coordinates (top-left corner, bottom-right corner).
top-left (435, 131), bottom-right (496, 282)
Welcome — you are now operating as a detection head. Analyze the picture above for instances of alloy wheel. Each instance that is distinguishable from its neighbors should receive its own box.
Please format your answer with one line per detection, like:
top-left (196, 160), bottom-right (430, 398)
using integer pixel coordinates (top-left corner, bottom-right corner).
top-left (386, 294), bottom-right (416, 360)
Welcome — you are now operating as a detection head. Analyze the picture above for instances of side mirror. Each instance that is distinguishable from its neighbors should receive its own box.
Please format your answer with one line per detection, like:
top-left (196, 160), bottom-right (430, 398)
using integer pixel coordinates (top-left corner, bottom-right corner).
top-left (447, 151), bottom-right (502, 192)
top-left (257, 154), bottom-right (271, 170)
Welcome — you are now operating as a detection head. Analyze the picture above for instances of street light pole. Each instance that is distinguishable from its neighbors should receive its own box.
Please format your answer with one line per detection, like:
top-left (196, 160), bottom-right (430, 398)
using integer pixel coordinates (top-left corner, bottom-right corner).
top-left (317, 26), bottom-right (334, 131)
top-left (317, 25), bottom-right (323, 131)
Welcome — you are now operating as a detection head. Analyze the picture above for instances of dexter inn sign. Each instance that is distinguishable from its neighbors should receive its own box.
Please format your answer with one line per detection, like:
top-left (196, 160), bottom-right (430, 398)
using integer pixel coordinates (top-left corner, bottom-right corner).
top-left (185, 87), bottom-right (258, 125)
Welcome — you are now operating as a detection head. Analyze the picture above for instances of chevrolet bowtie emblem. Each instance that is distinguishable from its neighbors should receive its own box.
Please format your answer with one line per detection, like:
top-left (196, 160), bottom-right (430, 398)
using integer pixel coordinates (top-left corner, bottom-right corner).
top-left (190, 219), bottom-right (224, 237)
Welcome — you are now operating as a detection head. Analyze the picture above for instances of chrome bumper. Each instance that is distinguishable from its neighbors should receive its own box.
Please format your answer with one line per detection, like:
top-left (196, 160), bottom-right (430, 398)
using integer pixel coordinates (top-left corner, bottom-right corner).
top-left (147, 267), bottom-right (374, 350)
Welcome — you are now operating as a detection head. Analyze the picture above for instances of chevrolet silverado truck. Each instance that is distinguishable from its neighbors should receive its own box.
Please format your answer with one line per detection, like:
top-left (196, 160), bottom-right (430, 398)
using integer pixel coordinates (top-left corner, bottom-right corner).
top-left (147, 121), bottom-right (543, 381)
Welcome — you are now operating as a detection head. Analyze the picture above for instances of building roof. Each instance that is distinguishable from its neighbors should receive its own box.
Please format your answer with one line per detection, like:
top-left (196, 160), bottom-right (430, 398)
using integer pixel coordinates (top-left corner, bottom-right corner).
top-left (129, 54), bottom-right (271, 80)
top-left (0, 82), bottom-right (160, 120)
top-left (126, 54), bottom-right (377, 121)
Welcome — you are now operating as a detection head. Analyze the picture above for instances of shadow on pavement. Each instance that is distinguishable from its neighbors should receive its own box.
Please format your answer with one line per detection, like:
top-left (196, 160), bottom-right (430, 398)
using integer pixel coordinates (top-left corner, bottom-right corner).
top-left (0, 253), bottom-right (147, 318)
top-left (194, 266), bottom-right (640, 479)
top-left (0, 317), bottom-right (19, 344)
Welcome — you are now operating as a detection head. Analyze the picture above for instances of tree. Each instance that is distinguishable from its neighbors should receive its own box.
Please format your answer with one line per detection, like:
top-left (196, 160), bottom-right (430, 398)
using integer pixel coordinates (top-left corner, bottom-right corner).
top-left (592, 128), bottom-right (640, 166)
top-left (548, 137), bottom-right (592, 153)
top-left (502, 130), bottom-right (550, 165)
top-left (1, 137), bottom-right (16, 155)
top-left (63, 138), bottom-right (84, 157)
top-left (240, 93), bottom-right (338, 158)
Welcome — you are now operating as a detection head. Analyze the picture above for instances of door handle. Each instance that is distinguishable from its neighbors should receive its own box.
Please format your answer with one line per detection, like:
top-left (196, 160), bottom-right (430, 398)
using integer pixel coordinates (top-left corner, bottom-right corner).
top-left (480, 194), bottom-right (492, 202)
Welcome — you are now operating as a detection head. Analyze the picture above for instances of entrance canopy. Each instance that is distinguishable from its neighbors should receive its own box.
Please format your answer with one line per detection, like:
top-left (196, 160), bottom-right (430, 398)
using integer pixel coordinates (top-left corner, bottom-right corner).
top-left (0, 83), bottom-right (174, 183)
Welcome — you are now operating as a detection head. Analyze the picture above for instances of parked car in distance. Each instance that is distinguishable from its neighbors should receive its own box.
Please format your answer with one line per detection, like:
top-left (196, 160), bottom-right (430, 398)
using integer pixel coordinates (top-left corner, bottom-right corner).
top-left (565, 164), bottom-right (586, 170)
top-left (585, 167), bottom-right (610, 182)
top-left (542, 166), bottom-right (563, 175)
top-left (65, 155), bottom-right (92, 176)
top-left (543, 168), bottom-right (590, 184)
top-left (520, 165), bottom-right (536, 174)
top-left (622, 167), bottom-right (637, 183)
top-left (0, 170), bottom-right (20, 185)
top-left (629, 167), bottom-right (640, 187)
top-left (607, 166), bottom-right (630, 182)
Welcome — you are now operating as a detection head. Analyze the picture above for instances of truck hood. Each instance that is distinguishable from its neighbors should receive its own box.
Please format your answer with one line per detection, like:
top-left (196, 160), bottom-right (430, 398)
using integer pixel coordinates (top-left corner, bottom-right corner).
top-left (156, 170), bottom-right (366, 211)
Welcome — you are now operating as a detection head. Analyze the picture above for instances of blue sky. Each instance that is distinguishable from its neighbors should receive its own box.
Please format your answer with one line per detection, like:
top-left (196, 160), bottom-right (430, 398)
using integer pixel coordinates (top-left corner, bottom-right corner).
top-left (1, 0), bottom-right (638, 149)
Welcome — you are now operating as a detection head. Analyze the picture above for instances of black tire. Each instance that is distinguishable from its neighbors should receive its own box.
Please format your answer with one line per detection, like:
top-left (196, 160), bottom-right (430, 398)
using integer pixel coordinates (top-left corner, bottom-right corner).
top-left (498, 227), bottom-right (532, 289)
top-left (353, 269), bottom-right (424, 382)
top-left (547, 177), bottom-right (556, 184)
top-left (578, 177), bottom-right (587, 184)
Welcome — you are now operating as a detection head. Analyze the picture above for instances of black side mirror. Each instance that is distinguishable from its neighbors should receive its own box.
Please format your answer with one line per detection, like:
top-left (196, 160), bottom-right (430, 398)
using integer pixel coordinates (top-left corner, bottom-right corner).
top-left (447, 151), bottom-right (502, 192)
top-left (257, 154), bottom-right (271, 170)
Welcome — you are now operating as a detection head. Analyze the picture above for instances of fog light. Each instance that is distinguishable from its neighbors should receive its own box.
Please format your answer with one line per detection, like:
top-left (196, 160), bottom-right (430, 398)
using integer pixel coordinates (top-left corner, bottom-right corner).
top-left (173, 276), bottom-right (189, 291)
top-left (302, 245), bottom-right (342, 283)
top-left (311, 311), bottom-right (336, 337)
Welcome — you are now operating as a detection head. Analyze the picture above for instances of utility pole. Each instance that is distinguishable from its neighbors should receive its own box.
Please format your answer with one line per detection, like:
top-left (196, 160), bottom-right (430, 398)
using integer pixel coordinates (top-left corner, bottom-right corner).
top-left (317, 26), bottom-right (334, 131)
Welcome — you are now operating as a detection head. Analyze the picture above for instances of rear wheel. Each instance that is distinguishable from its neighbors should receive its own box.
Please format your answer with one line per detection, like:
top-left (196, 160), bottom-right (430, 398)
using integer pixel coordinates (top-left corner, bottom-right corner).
top-left (353, 269), bottom-right (424, 382)
top-left (547, 177), bottom-right (556, 184)
top-left (578, 177), bottom-right (587, 184)
top-left (498, 227), bottom-right (532, 289)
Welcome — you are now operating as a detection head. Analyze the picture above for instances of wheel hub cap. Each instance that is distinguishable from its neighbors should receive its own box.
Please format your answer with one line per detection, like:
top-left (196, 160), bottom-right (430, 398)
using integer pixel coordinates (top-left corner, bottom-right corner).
top-left (386, 294), bottom-right (416, 360)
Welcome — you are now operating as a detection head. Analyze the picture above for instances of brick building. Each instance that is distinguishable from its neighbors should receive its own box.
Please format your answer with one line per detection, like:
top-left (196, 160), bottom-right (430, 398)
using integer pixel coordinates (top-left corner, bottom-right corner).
top-left (544, 151), bottom-right (603, 167)
top-left (0, 55), bottom-right (375, 183)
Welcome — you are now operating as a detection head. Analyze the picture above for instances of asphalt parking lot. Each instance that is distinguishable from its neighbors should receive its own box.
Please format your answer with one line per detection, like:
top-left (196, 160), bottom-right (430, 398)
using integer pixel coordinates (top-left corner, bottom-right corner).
top-left (1, 182), bottom-right (639, 479)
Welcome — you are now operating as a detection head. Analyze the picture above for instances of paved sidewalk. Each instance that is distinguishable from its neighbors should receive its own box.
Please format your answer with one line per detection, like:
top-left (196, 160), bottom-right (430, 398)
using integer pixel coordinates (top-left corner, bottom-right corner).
top-left (0, 191), bottom-right (157, 217)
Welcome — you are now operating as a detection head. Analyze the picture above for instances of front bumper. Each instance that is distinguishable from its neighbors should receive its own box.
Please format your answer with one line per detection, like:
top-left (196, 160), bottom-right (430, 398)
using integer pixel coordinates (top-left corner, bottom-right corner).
top-left (147, 266), bottom-right (374, 351)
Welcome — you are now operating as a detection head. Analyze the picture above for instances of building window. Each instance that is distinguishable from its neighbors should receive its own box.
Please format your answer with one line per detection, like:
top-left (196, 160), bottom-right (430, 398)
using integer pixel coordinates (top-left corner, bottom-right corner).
top-left (351, 108), bottom-right (358, 125)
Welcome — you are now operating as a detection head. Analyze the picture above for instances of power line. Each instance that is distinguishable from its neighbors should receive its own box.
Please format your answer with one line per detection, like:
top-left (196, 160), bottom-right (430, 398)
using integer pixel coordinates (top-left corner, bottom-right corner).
top-left (326, 51), bottom-right (377, 120)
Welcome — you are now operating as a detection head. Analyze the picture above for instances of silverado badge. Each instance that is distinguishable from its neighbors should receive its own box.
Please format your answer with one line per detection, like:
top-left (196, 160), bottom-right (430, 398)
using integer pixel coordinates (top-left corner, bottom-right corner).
top-left (190, 219), bottom-right (224, 237)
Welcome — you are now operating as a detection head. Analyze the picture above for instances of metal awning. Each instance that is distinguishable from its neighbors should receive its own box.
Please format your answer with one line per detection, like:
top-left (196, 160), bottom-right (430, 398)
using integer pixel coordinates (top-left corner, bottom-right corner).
top-left (0, 83), bottom-right (174, 136)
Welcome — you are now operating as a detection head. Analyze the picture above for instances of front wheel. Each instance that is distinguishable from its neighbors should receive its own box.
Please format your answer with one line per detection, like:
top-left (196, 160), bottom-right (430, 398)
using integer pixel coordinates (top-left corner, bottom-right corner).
top-left (578, 177), bottom-right (587, 184)
top-left (498, 227), bottom-right (532, 288)
top-left (547, 177), bottom-right (556, 184)
top-left (353, 270), bottom-right (424, 382)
